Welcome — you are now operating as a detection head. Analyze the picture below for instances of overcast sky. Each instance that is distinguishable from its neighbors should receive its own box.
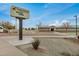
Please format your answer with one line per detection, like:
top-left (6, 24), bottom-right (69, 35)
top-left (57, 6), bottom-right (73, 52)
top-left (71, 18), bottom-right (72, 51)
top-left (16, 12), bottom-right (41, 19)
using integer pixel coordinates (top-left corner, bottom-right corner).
top-left (0, 3), bottom-right (79, 28)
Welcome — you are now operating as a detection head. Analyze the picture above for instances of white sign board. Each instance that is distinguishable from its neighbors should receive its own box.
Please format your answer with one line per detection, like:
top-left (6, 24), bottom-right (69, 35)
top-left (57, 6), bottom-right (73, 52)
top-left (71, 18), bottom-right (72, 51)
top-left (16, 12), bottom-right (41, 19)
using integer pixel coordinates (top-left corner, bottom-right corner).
top-left (10, 6), bottom-right (29, 19)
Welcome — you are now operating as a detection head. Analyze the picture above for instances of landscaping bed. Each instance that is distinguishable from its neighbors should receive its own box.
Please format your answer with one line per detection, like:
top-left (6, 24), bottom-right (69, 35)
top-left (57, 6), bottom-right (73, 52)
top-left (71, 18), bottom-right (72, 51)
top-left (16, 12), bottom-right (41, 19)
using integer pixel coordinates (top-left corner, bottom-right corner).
top-left (16, 37), bottom-right (79, 56)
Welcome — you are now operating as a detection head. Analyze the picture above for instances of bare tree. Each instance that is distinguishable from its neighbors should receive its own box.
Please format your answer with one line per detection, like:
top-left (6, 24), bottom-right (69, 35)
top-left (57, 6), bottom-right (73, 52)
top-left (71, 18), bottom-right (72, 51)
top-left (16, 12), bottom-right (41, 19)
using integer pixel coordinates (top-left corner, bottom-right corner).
top-left (62, 22), bottom-right (70, 32)
top-left (36, 21), bottom-right (42, 27)
top-left (36, 21), bottom-right (42, 30)
top-left (1, 21), bottom-right (15, 30)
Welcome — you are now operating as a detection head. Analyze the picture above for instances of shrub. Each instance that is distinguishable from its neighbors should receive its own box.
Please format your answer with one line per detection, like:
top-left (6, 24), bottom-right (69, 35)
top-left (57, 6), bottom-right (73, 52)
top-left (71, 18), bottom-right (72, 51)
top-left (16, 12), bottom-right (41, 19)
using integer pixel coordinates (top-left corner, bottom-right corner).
top-left (77, 35), bottom-right (79, 39)
top-left (60, 52), bottom-right (72, 56)
top-left (32, 39), bottom-right (40, 50)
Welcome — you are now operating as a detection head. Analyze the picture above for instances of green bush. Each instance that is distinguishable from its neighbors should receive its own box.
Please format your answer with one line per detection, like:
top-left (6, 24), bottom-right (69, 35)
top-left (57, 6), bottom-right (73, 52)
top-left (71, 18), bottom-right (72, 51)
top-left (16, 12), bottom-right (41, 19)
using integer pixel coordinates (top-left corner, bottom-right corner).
top-left (32, 39), bottom-right (40, 50)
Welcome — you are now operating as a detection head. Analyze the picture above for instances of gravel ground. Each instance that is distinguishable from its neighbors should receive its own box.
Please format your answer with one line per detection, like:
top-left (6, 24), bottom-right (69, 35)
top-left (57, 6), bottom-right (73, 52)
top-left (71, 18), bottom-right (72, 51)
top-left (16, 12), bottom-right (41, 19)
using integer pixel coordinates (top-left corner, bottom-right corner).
top-left (16, 37), bottom-right (79, 56)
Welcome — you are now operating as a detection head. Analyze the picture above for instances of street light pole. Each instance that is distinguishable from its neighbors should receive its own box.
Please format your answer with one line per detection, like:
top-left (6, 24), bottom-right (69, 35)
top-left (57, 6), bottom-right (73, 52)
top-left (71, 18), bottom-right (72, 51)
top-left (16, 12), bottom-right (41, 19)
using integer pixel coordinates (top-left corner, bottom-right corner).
top-left (74, 15), bottom-right (78, 36)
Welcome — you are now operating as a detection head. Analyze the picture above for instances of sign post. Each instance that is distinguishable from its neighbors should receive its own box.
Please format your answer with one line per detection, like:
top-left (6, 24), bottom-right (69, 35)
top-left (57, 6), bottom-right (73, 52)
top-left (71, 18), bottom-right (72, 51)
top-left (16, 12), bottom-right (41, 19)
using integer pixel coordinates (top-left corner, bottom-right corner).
top-left (11, 6), bottom-right (29, 40)
top-left (18, 18), bottom-right (23, 40)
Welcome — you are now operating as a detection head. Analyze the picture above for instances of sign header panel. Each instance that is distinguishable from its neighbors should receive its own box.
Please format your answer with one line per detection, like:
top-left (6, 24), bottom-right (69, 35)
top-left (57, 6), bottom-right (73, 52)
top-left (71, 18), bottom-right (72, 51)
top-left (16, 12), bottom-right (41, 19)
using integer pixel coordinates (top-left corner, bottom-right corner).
top-left (11, 6), bottom-right (29, 19)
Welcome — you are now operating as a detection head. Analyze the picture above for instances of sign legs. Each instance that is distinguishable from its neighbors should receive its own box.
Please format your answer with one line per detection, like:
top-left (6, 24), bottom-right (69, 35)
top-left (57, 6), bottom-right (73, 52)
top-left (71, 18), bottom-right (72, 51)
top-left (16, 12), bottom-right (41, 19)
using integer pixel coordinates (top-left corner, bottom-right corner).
top-left (19, 19), bottom-right (23, 40)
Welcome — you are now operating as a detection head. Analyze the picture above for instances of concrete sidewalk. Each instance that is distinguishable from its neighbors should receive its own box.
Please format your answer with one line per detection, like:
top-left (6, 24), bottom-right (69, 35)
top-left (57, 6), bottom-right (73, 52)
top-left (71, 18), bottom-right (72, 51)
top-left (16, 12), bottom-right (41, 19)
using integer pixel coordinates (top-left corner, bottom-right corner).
top-left (0, 39), bottom-right (27, 56)
top-left (3, 36), bottom-right (34, 46)
top-left (0, 36), bottom-right (34, 56)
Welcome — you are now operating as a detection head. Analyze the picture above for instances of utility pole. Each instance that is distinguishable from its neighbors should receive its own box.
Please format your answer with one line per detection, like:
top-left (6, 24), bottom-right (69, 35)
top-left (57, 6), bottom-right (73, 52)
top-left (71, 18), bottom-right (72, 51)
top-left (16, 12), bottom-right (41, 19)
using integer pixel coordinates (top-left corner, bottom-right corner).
top-left (74, 15), bottom-right (78, 36)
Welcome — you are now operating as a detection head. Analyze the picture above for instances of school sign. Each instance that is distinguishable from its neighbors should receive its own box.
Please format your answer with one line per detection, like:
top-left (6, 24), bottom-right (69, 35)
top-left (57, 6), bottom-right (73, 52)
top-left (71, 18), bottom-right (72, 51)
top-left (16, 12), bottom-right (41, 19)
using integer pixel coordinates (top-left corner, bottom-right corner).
top-left (10, 6), bottom-right (29, 19)
top-left (10, 6), bottom-right (29, 40)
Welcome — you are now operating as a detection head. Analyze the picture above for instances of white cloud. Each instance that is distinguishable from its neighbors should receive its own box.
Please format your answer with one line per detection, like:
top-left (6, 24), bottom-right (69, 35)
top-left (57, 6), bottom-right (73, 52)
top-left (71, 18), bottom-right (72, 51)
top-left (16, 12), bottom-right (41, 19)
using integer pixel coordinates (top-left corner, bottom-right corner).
top-left (49, 20), bottom-right (61, 27)
top-left (49, 20), bottom-right (70, 27)
top-left (61, 20), bottom-right (70, 24)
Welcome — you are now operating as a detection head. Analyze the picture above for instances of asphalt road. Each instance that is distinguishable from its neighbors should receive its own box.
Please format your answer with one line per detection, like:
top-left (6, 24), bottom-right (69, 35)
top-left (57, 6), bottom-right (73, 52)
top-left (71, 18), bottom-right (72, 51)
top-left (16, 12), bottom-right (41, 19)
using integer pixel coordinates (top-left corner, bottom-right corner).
top-left (0, 32), bottom-right (74, 36)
